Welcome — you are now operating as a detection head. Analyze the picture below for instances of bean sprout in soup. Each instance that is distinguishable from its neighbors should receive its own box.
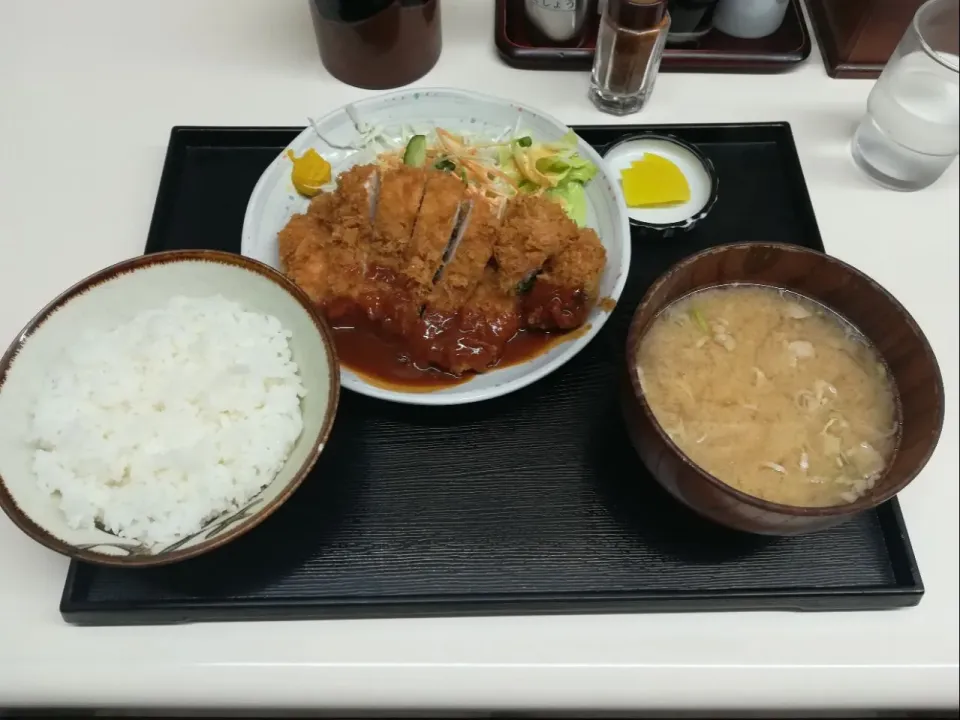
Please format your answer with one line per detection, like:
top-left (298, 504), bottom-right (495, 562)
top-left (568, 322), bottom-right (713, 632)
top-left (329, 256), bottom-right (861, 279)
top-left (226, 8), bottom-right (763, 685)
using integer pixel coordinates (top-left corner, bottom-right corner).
top-left (635, 285), bottom-right (900, 507)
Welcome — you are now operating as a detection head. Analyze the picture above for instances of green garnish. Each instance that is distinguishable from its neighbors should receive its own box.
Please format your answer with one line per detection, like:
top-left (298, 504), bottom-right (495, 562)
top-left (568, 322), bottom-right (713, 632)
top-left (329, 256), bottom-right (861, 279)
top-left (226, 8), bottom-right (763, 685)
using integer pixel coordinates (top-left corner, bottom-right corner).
top-left (515, 136), bottom-right (533, 148)
top-left (536, 157), bottom-right (571, 174)
top-left (434, 158), bottom-right (456, 172)
top-left (691, 308), bottom-right (709, 333)
top-left (545, 182), bottom-right (588, 227)
top-left (516, 274), bottom-right (538, 294)
top-left (403, 134), bottom-right (428, 167)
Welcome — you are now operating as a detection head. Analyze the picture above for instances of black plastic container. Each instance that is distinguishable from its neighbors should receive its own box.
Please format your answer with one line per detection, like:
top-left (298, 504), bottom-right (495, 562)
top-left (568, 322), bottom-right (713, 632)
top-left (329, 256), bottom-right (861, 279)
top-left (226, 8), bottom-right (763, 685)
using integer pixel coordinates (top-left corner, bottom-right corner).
top-left (59, 123), bottom-right (924, 625)
top-left (309, 0), bottom-right (441, 89)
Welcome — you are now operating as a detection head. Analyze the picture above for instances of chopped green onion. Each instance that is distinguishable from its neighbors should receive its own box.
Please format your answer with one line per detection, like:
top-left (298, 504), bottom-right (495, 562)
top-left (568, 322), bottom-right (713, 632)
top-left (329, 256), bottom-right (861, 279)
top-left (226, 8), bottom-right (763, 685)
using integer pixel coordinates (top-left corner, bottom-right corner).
top-left (515, 136), bottom-right (533, 148)
top-left (691, 308), bottom-right (708, 333)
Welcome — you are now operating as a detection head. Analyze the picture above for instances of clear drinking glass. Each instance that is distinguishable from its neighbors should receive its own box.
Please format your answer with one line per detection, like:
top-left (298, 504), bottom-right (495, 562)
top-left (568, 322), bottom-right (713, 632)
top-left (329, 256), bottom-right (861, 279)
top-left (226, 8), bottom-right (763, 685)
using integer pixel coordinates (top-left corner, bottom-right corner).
top-left (851, 0), bottom-right (959, 191)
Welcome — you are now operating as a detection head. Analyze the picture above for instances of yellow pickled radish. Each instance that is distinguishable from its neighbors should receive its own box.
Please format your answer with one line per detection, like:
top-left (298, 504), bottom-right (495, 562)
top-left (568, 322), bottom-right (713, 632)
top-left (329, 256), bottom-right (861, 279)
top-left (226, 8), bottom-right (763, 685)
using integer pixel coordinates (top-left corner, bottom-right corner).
top-left (287, 148), bottom-right (332, 198)
top-left (621, 153), bottom-right (691, 208)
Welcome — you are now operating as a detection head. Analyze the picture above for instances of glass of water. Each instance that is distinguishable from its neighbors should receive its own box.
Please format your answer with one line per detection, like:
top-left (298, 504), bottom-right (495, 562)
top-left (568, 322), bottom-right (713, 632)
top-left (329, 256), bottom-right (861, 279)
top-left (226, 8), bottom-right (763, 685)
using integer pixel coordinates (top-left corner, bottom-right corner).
top-left (851, 0), bottom-right (959, 191)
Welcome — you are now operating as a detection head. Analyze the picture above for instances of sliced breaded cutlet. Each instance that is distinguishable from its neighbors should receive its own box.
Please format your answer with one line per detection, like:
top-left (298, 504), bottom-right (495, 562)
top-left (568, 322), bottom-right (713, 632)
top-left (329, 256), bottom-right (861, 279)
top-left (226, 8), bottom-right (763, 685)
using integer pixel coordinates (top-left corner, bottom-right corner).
top-left (403, 171), bottom-right (467, 294)
top-left (424, 196), bottom-right (503, 315)
top-left (329, 164), bottom-right (379, 269)
top-left (278, 212), bottom-right (319, 270)
top-left (307, 191), bottom-right (337, 220)
top-left (446, 265), bottom-right (521, 375)
top-left (523, 228), bottom-right (607, 331)
top-left (410, 198), bottom-right (500, 372)
top-left (371, 167), bottom-right (427, 270)
top-left (283, 165), bottom-right (379, 324)
top-left (279, 186), bottom-right (340, 270)
top-left (278, 213), bottom-right (328, 305)
top-left (493, 195), bottom-right (579, 295)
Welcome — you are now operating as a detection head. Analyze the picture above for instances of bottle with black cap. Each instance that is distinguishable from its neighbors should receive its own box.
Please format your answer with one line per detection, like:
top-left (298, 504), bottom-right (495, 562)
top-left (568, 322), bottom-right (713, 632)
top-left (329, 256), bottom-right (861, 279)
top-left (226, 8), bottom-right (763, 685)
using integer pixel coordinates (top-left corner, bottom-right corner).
top-left (309, 0), bottom-right (441, 90)
top-left (589, 0), bottom-right (671, 115)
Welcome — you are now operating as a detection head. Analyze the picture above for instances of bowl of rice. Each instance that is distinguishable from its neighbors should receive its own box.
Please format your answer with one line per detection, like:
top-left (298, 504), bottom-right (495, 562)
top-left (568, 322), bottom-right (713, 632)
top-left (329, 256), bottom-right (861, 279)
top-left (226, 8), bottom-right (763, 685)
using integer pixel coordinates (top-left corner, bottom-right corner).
top-left (0, 250), bottom-right (340, 567)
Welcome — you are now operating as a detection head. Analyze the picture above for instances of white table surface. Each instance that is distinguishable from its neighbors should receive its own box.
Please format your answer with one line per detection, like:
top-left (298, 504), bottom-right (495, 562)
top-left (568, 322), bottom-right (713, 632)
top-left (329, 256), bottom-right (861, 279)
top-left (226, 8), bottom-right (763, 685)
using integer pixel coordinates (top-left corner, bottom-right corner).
top-left (1, 0), bottom-right (958, 712)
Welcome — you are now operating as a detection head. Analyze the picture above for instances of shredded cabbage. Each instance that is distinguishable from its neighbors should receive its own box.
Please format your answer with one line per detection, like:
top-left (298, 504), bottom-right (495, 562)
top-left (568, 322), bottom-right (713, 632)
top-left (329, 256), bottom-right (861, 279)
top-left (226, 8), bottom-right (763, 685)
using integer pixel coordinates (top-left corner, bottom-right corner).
top-left (304, 109), bottom-right (599, 224)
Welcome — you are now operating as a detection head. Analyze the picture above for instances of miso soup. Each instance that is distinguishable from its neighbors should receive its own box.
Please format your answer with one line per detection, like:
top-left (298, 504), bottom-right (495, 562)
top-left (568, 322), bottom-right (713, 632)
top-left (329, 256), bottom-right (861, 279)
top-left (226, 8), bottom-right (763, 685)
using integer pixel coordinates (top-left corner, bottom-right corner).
top-left (636, 285), bottom-right (900, 507)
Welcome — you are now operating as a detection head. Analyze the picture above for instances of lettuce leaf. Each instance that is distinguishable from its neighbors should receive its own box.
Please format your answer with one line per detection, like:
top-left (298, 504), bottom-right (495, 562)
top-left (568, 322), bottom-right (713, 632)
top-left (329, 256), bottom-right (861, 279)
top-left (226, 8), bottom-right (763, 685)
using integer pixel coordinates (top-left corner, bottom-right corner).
top-left (546, 181), bottom-right (588, 227)
top-left (543, 130), bottom-right (580, 153)
top-left (565, 157), bottom-right (597, 184)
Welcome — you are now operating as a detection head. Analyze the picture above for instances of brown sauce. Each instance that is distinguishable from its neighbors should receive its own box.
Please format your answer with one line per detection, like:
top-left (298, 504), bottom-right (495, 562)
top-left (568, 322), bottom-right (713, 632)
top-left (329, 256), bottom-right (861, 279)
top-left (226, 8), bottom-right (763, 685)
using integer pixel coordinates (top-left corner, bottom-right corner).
top-left (498, 323), bottom-right (592, 369)
top-left (598, 296), bottom-right (617, 312)
top-left (321, 262), bottom-right (593, 392)
top-left (522, 282), bottom-right (590, 330)
top-left (333, 323), bottom-right (588, 391)
top-left (333, 325), bottom-right (468, 392)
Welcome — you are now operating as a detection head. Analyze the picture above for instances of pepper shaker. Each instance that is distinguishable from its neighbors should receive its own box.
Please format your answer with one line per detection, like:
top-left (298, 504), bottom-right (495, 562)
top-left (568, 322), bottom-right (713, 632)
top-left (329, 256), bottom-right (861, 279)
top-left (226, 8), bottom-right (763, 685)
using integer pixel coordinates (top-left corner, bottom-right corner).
top-left (589, 0), bottom-right (671, 116)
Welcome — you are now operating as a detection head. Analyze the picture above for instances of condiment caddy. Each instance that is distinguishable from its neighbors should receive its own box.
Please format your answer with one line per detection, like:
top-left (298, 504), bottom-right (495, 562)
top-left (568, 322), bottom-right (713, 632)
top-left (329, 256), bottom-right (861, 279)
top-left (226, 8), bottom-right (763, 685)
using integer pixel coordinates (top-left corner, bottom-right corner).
top-left (496, 0), bottom-right (811, 72)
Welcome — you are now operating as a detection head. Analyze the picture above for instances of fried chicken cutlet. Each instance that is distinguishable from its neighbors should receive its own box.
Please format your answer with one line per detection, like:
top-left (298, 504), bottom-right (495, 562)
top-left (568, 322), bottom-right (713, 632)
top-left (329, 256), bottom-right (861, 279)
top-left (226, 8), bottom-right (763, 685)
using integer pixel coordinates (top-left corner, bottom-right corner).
top-left (493, 195), bottom-right (579, 296)
top-left (279, 165), bottom-right (379, 323)
top-left (277, 216), bottom-right (333, 306)
top-left (410, 265), bottom-right (521, 376)
top-left (329, 164), bottom-right (379, 270)
top-left (276, 156), bottom-right (607, 379)
top-left (371, 167), bottom-right (427, 270)
top-left (424, 197), bottom-right (503, 314)
top-left (447, 266), bottom-right (521, 375)
top-left (408, 197), bottom-right (506, 372)
top-left (522, 228), bottom-right (607, 330)
top-left (404, 171), bottom-right (467, 294)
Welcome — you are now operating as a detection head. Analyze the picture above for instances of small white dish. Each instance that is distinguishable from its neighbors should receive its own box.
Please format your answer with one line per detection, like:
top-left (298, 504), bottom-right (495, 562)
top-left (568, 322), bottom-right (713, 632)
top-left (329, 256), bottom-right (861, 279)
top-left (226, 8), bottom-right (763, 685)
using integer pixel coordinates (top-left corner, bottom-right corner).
top-left (0, 251), bottom-right (340, 567)
top-left (240, 87), bottom-right (631, 407)
top-left (603, 134), bottom-right (719, 235)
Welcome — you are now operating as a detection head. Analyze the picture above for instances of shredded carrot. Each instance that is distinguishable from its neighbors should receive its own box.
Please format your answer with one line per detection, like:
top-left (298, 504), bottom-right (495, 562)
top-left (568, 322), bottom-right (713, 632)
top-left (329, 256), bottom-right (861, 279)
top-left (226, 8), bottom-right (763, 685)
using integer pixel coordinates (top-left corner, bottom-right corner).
top-left (465, 158), bottom-right (518, 190)
top-left (375, 127), bottom-right (526, 197)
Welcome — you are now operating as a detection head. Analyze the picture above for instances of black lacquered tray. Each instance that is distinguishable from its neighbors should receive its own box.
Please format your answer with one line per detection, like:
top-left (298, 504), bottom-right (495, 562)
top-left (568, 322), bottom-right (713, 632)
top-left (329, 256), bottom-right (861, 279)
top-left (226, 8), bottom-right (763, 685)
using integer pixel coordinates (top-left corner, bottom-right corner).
top-left (60, 123), bottom-right (923, 625)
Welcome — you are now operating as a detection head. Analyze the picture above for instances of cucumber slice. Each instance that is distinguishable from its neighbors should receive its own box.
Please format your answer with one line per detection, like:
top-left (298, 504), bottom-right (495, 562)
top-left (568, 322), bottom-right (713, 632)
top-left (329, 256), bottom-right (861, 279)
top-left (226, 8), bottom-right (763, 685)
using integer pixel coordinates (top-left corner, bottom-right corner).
top-left (403, 135), bottom-right (428, 167)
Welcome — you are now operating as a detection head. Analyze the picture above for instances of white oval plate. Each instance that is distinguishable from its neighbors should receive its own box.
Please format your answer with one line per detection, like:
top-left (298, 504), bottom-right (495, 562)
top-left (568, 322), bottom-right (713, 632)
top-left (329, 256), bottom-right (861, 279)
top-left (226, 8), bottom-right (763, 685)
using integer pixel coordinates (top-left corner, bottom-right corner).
top-left (241, 88), bottom-right (630, 406)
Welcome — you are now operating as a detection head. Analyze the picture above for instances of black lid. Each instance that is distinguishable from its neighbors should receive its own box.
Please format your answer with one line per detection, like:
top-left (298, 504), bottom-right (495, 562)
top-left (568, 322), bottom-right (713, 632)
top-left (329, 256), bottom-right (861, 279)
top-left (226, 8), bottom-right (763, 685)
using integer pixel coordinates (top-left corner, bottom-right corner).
top-left (607, 0), bottom-right (668, 30)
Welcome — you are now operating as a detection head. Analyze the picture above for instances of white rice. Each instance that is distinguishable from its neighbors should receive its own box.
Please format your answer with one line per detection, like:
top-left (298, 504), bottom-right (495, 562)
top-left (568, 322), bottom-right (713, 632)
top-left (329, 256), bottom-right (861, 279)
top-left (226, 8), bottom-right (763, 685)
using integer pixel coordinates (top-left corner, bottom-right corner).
top-left (29, 295), bottom-right (306, 547)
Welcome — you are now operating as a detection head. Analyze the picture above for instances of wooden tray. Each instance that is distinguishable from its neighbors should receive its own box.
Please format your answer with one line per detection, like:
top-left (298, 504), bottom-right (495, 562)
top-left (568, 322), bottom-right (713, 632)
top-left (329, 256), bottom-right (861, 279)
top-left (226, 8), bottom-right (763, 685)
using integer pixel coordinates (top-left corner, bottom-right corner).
top-left (495, 0), bottom-right (811, 72)
top-left (804, 0), bottom-right (921, 79)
